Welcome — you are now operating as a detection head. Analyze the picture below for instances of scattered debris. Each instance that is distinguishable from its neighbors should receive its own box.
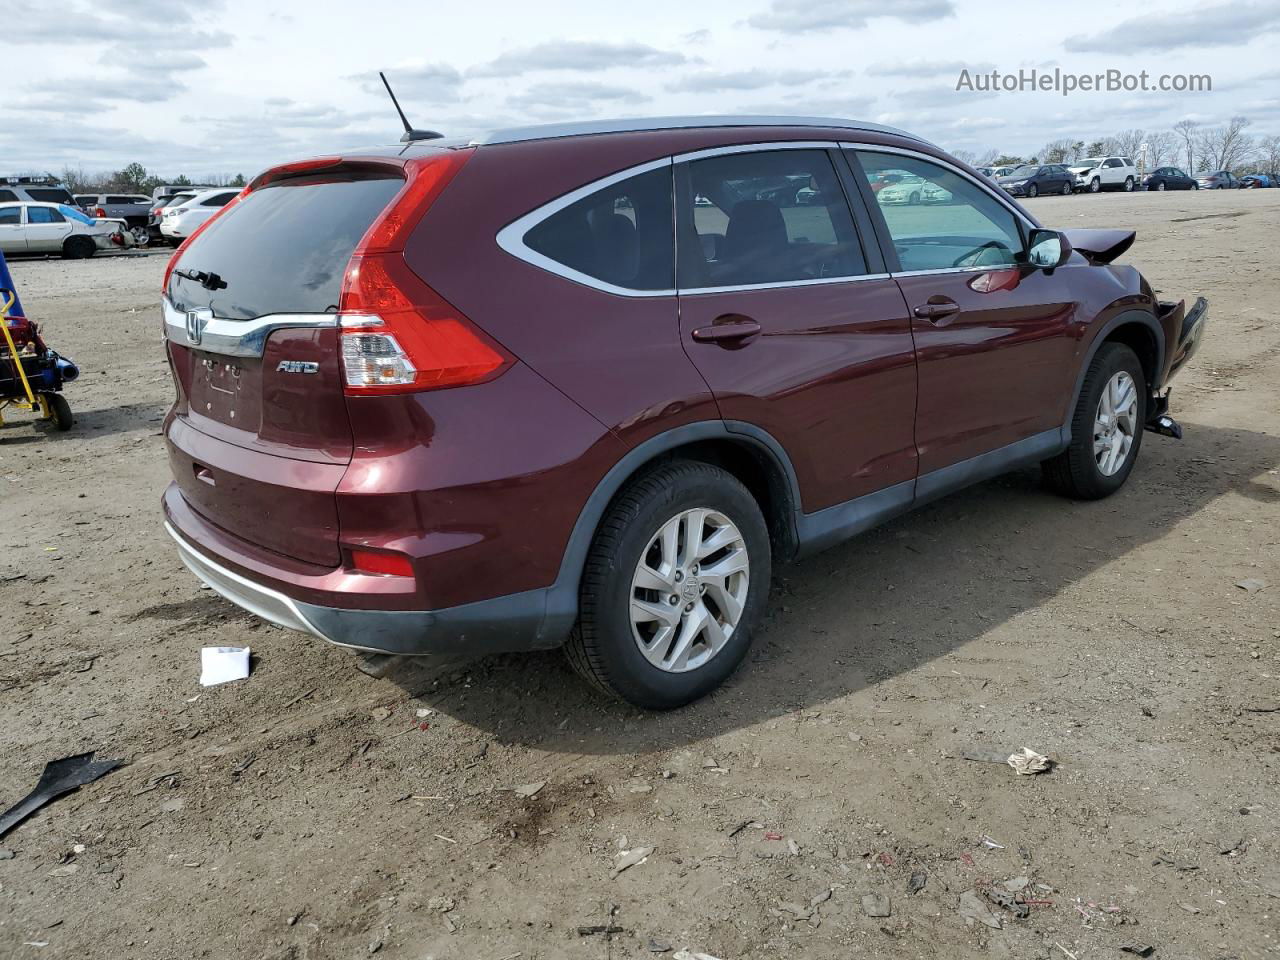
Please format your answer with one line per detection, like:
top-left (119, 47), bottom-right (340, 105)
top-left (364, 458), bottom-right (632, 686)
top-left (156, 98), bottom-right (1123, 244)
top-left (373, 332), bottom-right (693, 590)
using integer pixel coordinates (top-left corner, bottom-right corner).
top-left (647, 939), bottom-right (673, 953)
top-left (577, 925), bottom-right (626, 937)
top-left (613, 845), bottom-right (655, 878)
top-left (0, 752), bottom-right (123, 838)
top-left (199, 646), bottom-right (250, 687)
top-left (727, 819), bottom-right (755, 838)
top-left (958, 890), bottom-right (1002, 929)
top-left (1179, 903), bottom-right (1200, 914)
top-left (1120, 946), bottom-right (1155, 957)
top-left (0, 848), bottom-right (14, 860)
top-left (513, 781), bottom-right (546, 799)
top-left (907, 871), bottom-right (927, 895)
top-left (787, 838), bottom-right (800, 856)
top-left (980, 835), bottom-right (1005, 850)
top-left (1244, 701), bottom-right (1279, 714)
top-left (370, 707), bottom-right (392, 721)
top-left (1003, 876), bottom-right (1030, 892)
top-left (1007, 747), bottom-right (1052, 775)
top-left (48, 864), bottom-right (80, 878)
top-left (861, 893), bottom-right (891, 918)
top-left (673, 950), bottom-right (723, 960)
top-left (1235, 578), bottom-right (1266, 594)
top-left (984, 886), bottom-right (1030, 919)
top-left (368, 940), bottom-right (382, 954)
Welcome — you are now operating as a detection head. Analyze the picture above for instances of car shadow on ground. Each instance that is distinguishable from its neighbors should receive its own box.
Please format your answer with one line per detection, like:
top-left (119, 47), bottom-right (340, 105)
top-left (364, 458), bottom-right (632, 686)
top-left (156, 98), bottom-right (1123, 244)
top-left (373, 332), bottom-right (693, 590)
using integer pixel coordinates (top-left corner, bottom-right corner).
top-left (382, 420), bottom-right (1278, 754)
top-left (0, 400), bottom-right (166, 444)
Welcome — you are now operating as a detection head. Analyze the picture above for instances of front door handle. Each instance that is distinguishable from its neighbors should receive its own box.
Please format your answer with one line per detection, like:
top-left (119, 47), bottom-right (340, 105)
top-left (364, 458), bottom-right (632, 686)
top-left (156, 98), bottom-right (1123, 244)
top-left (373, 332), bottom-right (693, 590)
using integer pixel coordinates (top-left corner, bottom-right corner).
top-left (912, 298), bottom-right (961, 323)
top-left (691, 315), bottom-right (762, 345)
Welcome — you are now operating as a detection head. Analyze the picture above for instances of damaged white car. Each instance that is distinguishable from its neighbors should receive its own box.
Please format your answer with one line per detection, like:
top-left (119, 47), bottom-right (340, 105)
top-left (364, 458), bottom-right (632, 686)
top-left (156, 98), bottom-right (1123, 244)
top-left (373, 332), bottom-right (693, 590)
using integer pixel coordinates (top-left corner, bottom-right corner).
top-left (0, 202), bottom-right (136, 259)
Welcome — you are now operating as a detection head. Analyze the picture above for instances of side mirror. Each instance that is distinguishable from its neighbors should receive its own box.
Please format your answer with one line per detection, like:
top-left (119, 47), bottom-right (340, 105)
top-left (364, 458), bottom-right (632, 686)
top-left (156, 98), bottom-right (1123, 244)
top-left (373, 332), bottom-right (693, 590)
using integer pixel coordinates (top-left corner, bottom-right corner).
top-left (1027, 228), bottom-right (1071, 269)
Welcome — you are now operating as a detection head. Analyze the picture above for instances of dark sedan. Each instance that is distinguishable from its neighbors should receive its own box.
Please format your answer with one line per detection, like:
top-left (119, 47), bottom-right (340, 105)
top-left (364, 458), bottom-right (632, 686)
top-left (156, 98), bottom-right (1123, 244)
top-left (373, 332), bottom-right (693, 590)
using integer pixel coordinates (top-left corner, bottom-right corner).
top-left (1196, 170), bottom-right (1237, 189)
top-left (1143, 167), bottom-right (1197, 191)
top-left (996, 163), bottom-right (1074, 198)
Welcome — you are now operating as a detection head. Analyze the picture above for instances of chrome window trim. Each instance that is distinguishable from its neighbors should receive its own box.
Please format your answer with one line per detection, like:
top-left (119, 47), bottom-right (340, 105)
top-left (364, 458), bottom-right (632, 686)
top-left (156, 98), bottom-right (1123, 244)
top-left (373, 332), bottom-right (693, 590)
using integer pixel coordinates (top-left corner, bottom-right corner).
top-left (680, 273), bottom-right (893, 296)
top-left (161, 296), bottom-right (337, 358)
top-left (839, 141), bottom-right (1039, 234)
top-left (473, 115), bottom-right (924, 147)
top-left (494, 156), bottom-right (677, 299)
top-left (672, 139), bottom-right (838, 163)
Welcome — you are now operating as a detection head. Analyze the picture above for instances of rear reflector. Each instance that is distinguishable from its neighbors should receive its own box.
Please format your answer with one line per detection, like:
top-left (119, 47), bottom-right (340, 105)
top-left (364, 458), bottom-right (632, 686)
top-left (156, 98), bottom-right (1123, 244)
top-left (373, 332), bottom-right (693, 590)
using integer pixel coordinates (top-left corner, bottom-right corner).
top-left (350, 549), bottom-right (414, 577)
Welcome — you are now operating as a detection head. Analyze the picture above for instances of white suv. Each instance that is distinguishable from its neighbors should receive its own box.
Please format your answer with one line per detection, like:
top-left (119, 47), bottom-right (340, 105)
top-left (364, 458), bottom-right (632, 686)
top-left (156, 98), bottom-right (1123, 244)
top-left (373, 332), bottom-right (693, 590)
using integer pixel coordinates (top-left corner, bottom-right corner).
top-left (158, 188), bottom-right (241, 244)
top-left (1069, 157), bottom-right (1137, 193)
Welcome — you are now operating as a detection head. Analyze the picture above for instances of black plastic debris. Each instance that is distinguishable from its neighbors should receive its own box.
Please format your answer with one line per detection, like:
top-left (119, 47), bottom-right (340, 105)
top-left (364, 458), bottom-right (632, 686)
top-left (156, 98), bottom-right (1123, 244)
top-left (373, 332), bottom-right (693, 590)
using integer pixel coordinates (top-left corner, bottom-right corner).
top-left (0, 752), bottom-right (123, 838)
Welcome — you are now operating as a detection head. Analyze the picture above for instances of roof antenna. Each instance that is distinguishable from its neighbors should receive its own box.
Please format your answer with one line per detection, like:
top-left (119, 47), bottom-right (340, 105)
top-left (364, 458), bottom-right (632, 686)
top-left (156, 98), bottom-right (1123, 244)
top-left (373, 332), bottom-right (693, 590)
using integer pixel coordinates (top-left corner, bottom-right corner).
top-left (379, 71), bottom-right (443, 143)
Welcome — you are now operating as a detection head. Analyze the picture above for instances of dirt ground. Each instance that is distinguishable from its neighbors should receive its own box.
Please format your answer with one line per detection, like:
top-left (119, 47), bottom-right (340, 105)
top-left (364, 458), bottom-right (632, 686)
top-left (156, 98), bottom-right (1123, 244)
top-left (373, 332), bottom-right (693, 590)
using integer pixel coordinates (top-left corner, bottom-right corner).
top-left (1, 189), bottom-right (1277, 960)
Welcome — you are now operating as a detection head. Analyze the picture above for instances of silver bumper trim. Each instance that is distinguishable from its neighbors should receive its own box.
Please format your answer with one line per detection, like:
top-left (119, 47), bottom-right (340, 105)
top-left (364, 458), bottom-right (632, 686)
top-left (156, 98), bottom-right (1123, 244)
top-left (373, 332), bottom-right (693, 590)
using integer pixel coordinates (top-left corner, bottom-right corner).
top-left (161, 297), bottom-right (337, 358)
top-left (165, 522), bottom-right (331, 641)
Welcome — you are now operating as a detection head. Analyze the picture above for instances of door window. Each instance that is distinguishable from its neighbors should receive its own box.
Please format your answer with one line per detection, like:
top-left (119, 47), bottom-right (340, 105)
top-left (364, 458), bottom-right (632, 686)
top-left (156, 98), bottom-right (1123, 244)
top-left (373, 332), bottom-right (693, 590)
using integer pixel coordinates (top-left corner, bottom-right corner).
top-left (676, 149), bottom-right (865, 289)
top-left (27, 207), bottom-right (66, 224)
top-left (853, 151), bottom-right (1025, 273)
top-left (523, 166), bottom-right (673, 291)
top-left (0, 206), bottom-right (21, 225)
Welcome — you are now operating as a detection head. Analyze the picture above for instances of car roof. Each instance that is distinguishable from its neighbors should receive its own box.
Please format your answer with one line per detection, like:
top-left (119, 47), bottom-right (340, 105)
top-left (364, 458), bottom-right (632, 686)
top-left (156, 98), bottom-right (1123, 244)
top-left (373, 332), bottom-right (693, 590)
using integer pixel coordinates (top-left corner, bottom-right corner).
top-left (468, 114), bottom-right (927, 147)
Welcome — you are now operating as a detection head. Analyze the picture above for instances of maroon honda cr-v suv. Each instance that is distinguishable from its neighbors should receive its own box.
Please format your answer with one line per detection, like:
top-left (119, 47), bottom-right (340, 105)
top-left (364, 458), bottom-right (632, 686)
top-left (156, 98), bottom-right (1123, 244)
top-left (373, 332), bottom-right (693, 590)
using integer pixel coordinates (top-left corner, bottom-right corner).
top-left (162, 116), bottom-right (1207, 708)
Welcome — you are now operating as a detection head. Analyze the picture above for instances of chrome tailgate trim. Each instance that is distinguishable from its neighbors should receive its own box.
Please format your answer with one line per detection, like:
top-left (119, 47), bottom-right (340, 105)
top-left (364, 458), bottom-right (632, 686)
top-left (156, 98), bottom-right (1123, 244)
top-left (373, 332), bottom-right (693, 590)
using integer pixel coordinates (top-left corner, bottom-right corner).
top-left (162, 297), bottom-right (336, 358)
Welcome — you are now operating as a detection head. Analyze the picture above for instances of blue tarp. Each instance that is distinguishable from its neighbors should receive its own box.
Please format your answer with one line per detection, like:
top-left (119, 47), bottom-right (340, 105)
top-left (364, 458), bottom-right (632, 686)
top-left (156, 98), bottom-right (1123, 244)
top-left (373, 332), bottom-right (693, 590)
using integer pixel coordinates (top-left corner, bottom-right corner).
top-left (0, 248), bottom-right (25, 319)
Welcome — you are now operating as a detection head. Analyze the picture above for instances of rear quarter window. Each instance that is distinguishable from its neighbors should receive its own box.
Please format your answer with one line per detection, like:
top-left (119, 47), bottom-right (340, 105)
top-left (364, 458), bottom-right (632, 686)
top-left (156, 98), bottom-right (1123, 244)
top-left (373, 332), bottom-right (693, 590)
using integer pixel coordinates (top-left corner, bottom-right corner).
top-left (27, 189), bottom-right (74, 204)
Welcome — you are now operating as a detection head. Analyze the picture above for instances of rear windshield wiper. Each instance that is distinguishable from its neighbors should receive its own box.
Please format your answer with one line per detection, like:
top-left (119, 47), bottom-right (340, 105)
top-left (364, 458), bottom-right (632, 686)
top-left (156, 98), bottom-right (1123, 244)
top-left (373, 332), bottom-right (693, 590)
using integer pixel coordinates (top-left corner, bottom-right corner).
top-left (173, 268), bottom-right (228, 291)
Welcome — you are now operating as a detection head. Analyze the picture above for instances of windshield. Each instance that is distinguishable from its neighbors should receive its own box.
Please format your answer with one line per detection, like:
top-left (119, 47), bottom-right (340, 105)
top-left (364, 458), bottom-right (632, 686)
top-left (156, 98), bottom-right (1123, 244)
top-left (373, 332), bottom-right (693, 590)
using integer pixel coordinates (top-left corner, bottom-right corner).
top-left (1009, 165), bottom-right (1038, 176)
top-left (1074, 158), bottom-right (1102, 167)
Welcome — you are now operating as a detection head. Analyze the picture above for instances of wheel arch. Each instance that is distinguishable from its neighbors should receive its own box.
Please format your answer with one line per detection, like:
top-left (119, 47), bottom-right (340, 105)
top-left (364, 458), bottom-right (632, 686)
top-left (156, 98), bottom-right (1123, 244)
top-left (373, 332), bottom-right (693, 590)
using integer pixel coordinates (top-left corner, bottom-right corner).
top-left (1069, 310), bottom-right (1166, 421)
top-left (541, 421), bottom-right (802, 641)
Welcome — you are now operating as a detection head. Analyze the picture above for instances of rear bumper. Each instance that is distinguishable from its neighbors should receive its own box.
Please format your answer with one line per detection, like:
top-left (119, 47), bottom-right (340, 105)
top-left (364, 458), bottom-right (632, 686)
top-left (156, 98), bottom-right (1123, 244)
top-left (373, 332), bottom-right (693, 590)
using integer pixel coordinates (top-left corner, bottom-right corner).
top-left (164, 512), bottom-right (558, 657)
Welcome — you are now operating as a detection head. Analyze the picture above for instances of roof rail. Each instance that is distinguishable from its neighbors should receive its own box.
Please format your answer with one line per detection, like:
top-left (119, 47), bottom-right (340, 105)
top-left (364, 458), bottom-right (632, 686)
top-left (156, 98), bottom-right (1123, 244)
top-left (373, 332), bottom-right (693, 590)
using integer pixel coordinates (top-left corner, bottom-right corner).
top-left (470, 115), bottom-right (927, 147)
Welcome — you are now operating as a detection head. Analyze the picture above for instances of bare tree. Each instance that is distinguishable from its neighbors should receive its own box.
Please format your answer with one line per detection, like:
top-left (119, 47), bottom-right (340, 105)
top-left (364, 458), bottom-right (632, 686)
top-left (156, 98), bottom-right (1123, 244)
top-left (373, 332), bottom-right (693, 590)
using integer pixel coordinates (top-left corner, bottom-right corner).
top-left (1109, 129), bottom-right (1145, 161)
top-left (1173, 119), bottom-right (1198, 172)
top-left (1040, 138), bottom-right (1078, 163)
top-left (949, 149), bottom-right (978, 166)
top-left (1259, 134), bottom-right (1280, 176)
top-left (977, 148), bottom-right (1001, 166)
top-left (1201, 116), bottom-right (1254, 172)
top-left (1144, 130), bottom-right (1179, 169)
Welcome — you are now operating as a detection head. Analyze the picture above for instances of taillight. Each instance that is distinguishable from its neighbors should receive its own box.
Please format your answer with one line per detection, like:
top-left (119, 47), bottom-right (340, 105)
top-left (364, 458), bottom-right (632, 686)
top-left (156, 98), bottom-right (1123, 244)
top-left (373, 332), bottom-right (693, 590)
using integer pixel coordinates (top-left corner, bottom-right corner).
top-left (162, 186), bottom-right (249, 292)
top-left (92, 207), bottom-right (106, 218)
top-left (337, 253), bottom-right (510, 394)
top-left (350, 549), bottom-right (414, 578)
top-left (335, 148), bottom-right (510, 395)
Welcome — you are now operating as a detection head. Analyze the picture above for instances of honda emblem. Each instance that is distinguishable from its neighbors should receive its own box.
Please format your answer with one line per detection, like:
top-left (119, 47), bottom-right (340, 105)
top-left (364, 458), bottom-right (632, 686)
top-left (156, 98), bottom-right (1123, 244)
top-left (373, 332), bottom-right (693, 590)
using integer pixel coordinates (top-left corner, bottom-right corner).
top-left (185, 308), bottom-right (211, 346)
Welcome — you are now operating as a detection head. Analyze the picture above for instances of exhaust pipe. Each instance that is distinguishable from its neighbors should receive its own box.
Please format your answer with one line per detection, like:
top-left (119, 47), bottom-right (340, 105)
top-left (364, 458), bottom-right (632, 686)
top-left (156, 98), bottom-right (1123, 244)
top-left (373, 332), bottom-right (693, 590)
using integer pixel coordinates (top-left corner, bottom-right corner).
top-left (54, 355), bottom-right (79, 383)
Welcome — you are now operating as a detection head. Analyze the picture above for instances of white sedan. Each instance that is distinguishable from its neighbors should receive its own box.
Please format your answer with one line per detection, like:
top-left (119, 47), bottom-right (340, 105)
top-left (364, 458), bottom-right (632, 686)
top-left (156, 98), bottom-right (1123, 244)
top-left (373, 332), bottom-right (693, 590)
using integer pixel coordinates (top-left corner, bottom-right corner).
top-left (159, 188), bottom-right (241, 243)
top-left (0, 202), bottom-right (135, 258)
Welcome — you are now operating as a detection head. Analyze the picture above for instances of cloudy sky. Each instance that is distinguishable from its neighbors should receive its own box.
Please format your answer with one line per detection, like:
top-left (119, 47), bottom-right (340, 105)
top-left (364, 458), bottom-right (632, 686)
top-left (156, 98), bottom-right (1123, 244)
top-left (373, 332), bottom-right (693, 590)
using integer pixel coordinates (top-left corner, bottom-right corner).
top-left (4, 0), bottom-right (1278, 179)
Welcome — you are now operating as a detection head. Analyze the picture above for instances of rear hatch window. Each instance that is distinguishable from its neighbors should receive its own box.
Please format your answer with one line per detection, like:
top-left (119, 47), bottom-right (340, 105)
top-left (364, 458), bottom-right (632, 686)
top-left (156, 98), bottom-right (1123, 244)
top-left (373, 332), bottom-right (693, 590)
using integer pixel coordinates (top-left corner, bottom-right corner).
top-left (167, 173), bottom-right (403, 319)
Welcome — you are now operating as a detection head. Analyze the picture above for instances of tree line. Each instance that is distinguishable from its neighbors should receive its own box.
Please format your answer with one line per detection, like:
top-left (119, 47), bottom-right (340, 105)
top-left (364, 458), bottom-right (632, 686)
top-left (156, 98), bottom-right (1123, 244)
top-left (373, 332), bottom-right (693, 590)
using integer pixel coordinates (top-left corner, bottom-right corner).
top-left (53, 162), bottom-right (248, 195)
top-left (953, 117), bottom-right (1280, 175)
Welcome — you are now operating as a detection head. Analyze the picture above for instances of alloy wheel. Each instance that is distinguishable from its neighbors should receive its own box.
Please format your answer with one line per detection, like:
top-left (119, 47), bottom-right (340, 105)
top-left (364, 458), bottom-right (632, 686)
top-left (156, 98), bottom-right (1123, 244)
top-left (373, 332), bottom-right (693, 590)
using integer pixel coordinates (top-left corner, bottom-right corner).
top-left (629, 508), bottom-right (749, 673)
top-left (1094, 371), bottom-right (1138, 476)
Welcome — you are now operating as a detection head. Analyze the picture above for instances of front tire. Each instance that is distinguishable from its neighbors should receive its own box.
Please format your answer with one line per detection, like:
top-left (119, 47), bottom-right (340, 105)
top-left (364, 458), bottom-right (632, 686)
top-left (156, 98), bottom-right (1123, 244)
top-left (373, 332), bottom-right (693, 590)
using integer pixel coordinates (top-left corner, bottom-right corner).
top-left (1089, 177), bottom-right (1101, 193)
top-left (1123, 176), bottom-right (1134, 192)
top-left (1027, 183), bottom-right (1039, 198)
top-left (565, 460), bottom-right (771, 709)
top-left (1042, 343), bottom-right (1145, 499)
top-left (1156, 182), bottom-right (1166, 191)
top-left (1061, 181), bottom-right (1072, 196)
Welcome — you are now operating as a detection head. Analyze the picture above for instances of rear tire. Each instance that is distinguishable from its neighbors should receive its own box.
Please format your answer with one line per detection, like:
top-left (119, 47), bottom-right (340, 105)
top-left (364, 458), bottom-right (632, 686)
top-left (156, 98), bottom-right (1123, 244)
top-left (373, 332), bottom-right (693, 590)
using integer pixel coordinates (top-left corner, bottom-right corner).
top-left (1061, 181), bottom-right (1072, 195)
top-left (1156, 182), bottom-right (1166, 191)
top-left (45, 393), bottom-right (73, 431)
top-left (62, 236), bottom-right (95, 260)
top-left (565, 460), bottom-right (771, 710)
top-left (1027, 184), bottom-right (1039, 198)
top-left (1042, 342), bottom-right (1145, 500)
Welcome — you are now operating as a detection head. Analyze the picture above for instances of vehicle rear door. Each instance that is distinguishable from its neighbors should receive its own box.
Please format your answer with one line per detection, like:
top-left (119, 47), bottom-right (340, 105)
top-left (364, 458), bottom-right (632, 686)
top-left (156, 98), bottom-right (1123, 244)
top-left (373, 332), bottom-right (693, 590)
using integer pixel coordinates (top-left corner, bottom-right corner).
top-left (675, 145), bottom-right (918, 513)
top-left (0, 205), bottom-right (25, 254)
top-left (847, 148), bottom-right (1082, 478)
top-left (164, 169), bottom-right (406, 566)
top-left (24, 206), bottom-right (72, 252)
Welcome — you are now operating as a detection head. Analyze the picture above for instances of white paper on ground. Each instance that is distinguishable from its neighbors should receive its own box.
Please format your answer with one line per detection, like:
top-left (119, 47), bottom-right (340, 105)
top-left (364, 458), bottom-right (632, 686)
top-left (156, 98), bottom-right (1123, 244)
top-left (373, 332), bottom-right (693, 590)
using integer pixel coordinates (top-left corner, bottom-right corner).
top-left (200, 646), bottom-right (250, 686)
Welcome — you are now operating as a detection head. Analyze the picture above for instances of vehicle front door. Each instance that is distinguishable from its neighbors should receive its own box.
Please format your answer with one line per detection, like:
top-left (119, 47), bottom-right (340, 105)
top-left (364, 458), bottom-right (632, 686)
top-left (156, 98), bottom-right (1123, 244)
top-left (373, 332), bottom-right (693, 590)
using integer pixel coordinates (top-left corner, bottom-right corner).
top-left (675, 146), bottom-right (918, 513)
top-left (0, 205), bottom-right (25, 255)
top-left (23, 206), bottom-right (72, 253)
top-left (848, 149), bottom-right (1083, 478)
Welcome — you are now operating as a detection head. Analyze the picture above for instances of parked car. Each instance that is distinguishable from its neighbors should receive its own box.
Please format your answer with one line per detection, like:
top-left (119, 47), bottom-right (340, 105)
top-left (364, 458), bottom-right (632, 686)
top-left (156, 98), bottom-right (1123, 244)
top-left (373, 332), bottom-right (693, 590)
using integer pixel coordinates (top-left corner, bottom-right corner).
top-left (158, 188), bottom-right (240, 244)
top-left (997, 163), bottom-right (1074, 197)
top-left (988, 165), bottom-right (1016, 179)
top-left (1196, 170), bottom-right (1237, 189)
top-left (875, 173), bottom-right (930, 204)
top-left (0, 202), bottom-right (135, 258)
top-left (73, 194), bottom-right (154, 245)
top-left (1238, 174), bottom-right (1272, 188)
top-left (0, 176), bottom-right (77, 207)
top-left (1142, 167), bottom-right (1197, 191)
top-left (152, 183), bottom-right (216, 201)
top-left (160, 115), bottom-right (1208, 709)
top-left (149, 193), bottom-right (194, 242)
top-left (1069, 156), bottom-right (1137, 193)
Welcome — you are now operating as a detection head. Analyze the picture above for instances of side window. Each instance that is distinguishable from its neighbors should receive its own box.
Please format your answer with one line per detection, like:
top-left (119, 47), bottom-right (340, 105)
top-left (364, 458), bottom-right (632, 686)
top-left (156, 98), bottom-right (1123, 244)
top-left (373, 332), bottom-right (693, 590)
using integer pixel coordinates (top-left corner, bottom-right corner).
top-left (204, 192), bottom-right (237, 207)
top-left (524, 166), bottom-right (673, 290)
top-left (27, 189), bottom-right (74, 204)
top-left (106, 195), bottom-right (133, 204)
top-left (676, 149), bottom-right (865, 288)
top-left (0, 190), bottom-right (18, 203)
top-left (1104, 158), bottom-right (1122, 168)
top-left (0, 206), bottom-right (20, 225)
top-left (854, 151), bottom-right (1025, 273)
top-left (27, 207), bottom-right (65, 224)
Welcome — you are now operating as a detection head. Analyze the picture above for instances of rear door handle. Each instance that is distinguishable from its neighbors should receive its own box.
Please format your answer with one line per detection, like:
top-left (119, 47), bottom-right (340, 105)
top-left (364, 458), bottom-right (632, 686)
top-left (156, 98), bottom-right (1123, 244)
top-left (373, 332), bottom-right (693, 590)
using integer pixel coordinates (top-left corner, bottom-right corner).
top-left (691, 315), bottom-right (762, 345)
top-left (912, 299), bottom-right (961, 323)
